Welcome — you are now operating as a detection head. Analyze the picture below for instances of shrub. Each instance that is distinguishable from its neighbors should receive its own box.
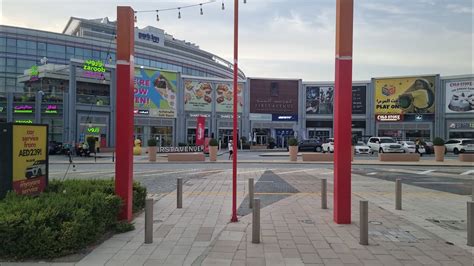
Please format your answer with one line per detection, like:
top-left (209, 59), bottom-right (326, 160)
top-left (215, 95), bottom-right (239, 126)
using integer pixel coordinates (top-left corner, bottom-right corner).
top-left (288, 138), bottom-right (298, 146)
top-left (208, 138), bottom-right (218, 146)
top-left (0, 179), bottom-right (146, 260)
top-left (433, 137), bottom-right (445, 146)
top-left (147, 138), bottom-right (157, 147)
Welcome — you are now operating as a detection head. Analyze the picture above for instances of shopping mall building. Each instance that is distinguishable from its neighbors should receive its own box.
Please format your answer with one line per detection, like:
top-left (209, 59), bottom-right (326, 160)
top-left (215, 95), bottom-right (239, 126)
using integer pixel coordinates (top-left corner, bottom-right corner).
top-left (0, 17), bottom-right (472, 149)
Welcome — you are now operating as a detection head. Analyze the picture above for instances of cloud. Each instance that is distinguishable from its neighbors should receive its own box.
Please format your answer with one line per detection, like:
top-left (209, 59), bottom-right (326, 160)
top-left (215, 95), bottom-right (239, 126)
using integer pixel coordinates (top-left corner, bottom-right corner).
top-left (446, 3), bottom-right (473, 14)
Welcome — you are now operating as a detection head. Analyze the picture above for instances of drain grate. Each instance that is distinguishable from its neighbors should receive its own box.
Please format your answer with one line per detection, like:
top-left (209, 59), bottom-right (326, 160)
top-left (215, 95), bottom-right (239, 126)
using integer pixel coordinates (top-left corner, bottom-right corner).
top-left (426, 219), bottom-right (466, 231)
top-left (299, 219), bottom-right (315, 224)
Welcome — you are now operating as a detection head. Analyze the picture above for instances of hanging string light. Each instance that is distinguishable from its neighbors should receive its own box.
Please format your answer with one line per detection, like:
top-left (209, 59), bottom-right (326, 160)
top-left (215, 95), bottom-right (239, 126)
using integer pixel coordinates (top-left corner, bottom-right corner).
top-left (134, 0), bottom-right (247, 23)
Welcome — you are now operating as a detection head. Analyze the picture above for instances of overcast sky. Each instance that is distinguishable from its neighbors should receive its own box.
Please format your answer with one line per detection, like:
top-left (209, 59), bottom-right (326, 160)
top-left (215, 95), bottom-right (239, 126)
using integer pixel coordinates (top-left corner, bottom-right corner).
top-left (1, 0), bottom-right (472, 80)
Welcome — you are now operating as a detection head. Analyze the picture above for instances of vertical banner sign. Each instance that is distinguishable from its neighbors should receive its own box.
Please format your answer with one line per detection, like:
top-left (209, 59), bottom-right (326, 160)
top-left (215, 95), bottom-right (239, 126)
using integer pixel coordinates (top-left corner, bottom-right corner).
top-left (12, 124), bottom-right (48, 195)
top-left (196, 116), bottom-right (206, 146)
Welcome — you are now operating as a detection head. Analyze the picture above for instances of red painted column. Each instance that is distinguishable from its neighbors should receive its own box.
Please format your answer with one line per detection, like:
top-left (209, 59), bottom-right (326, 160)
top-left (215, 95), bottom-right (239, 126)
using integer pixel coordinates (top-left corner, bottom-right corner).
top-left (115, 6), bottom-right (135, 221)
top-left (333, 0), bottom-right (353, 224)
top-left (231, 0), bottom-right (239, 223)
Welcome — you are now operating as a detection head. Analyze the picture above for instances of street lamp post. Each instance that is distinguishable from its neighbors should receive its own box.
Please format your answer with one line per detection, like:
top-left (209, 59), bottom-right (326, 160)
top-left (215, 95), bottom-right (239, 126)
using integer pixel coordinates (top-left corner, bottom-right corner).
top-left (231, 0), bottom-right (239, 223)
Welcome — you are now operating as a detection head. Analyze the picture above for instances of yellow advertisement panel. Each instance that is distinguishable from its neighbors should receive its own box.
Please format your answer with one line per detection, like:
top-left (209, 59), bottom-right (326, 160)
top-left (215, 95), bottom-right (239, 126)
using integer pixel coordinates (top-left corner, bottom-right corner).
top-left (12, 124), bottom-right (48, 195)
top-left (374, 76), bottom-right (436, 115)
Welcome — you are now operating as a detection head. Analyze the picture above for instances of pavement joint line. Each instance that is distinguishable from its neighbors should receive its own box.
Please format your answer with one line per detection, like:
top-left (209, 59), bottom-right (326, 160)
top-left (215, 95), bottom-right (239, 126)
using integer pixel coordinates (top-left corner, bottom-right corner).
top-left (418, 169), bottom-right (436, 175)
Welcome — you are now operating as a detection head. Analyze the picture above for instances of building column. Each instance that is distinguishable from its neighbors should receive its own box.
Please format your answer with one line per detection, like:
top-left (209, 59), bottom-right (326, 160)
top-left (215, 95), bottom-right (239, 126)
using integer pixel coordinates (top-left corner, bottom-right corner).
top-left (7, 92), bottom-right (13, 122)
top-left (68, 64), bottom-right (77, 145)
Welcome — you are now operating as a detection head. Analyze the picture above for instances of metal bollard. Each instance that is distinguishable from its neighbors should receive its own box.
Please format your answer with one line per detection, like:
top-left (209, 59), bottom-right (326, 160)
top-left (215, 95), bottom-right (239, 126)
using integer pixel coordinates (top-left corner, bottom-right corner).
top-left (252, 198), bottom-right (261, 244)
top-left (177, 178), bottom-right (183, 209)
top-left (249, 178), bottom-right (254, 209)
top-left (321, 179), bottom-right (327, 209)
top-left (468, 202), bottom-right (474, 246)
top-left (471, 180), bottom-right (474, 202)
top-left (360, 200), bottom-right (368, 245)
top-left (395, 179), bottom-right (402, 210)
top-left (145, 198), bottom-right (154, 244)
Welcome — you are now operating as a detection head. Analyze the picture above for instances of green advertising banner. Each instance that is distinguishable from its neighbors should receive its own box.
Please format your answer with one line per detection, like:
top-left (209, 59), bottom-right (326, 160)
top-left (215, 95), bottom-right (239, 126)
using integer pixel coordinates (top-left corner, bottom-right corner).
top-left (216, 83), bottom-right (243, 113)
top-left (134, 68), bottom-right (178, 118)
top-left (184, 80), bottom-right (213, 112)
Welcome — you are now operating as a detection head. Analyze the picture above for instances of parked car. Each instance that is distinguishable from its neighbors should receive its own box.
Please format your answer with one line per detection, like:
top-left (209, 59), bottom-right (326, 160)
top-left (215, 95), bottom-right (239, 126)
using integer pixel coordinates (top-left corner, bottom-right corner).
top-left (423, 141), bottom-right (434, 154)
top-left (367, 137), bottom-right (404, 153)
top-left (25, 160), bottom-right (46, 179)
top-left (322, 138), bottom-right (334, 153)
top-left (445, 139), bottom-right (474, 154)
top-left (297, 139), bottom-right (323, 152)
top-left (355, 141), bottom-right (370, 154)
top-left (399, 141), bottom-right (426, 154)
top-left (48, 141), bottom-right (63, 155)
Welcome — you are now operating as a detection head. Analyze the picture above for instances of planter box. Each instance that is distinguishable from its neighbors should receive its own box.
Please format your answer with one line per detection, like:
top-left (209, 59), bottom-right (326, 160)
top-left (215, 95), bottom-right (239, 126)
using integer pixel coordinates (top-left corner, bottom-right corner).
top-left (459, 153), bottom-right (474, 162)
top-left (378, 153), bottom-right (420, 162)
top-left (168, 153), bottom-right (205, 162)
top-left (209, 146), bottom-right (218, 162)
top-left (302, 153), bottom-right (333, 161)
top-left (148, 146), bottom-right (157, 162)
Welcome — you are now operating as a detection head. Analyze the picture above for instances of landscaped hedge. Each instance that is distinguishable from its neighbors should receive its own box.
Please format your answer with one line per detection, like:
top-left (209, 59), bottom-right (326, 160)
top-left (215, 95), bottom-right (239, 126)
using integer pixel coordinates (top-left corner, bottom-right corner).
top-left (0, 179), bottom-right (146, 260)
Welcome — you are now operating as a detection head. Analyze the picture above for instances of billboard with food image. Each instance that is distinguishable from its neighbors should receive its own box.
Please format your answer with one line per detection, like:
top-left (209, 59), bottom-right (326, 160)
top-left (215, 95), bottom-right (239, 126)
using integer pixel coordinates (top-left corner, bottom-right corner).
top-left (134, 68), bottom-right (177, 118)
top-left (374, 76), bottom-right (436, 118)
top-left (216, 83), bottom-right (243, 113)
top-left (445, 80), bottom-right (474, 113)
top-left (184, 80), bottom-right (213, 112)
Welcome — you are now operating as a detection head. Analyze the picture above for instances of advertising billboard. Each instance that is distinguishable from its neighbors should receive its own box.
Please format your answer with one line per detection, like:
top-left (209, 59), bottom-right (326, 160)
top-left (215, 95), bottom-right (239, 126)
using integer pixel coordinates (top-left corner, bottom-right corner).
top-left (216, 83), bottom-right (243, 113)
top-left (305, 85), bottom-right (366, 114)
top-left (445, 80), bottom-right (474, 113)
top-left (134, 68), bottom-right (178, 118)
top-left (374, 76), bottom-right (436, 121)
top-left (0, 123), bottom-right (49, 198)
top-left (184, 80), bottom-right (213, 112)
top-left (250, 79), bottom-right (299, 115)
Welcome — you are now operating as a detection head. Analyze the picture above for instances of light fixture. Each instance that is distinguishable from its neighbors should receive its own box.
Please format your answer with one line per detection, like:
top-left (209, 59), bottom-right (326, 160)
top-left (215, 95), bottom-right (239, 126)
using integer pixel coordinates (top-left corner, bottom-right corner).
top-left (221, 0), bottom-right (225, 10)
top-left (156, 11), bottom-right (159, 21)
top-left (243, 0), bottom-right (246, 3)
top-left (134, 15), bottom-right (137, 23)
top-left (178, 8), bottom-right (181, 19)
top-left (200, 4), bottom-right (203, 15)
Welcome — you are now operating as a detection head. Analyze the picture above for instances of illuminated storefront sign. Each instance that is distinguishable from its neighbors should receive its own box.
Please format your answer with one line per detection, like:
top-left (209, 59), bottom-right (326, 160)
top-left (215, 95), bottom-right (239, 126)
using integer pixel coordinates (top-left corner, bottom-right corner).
top-left (376, 114), bottom-right (402, 122)
top-left (29, 65), bottom-right (39, 81)
top-left (44, 105), bottom-right (58, 114)
top-left (87, 127), bottom-right (100, 134)
top-left (15, 120), bottom-right (33, 124)
top-left (138, 32), bottom-right (160, 44)
top-left (14, 105), bottom-right (34, 113)
top-left (83, 60), bottom-right (106, 79)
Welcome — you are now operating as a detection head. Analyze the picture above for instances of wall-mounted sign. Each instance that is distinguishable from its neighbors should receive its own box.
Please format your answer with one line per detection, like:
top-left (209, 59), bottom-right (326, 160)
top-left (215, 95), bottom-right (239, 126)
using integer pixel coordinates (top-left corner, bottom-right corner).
top-left (138, 32), bottom-right (160, 43)
top-left (249, 113), bottom-right (272, 121)
top-left (29, 65), bottom-right (39, 81)
top-left (376, 114), bottom-right (402, 122)
top-left (250, 79), bottom-right (298, 115)
top-left (83, 60), bottom-right (106, 80)
top-left (44, 105), bottom-right (58, 114)
top-left (0, 123), bottom-right (49, 199)
top-left (134, 68), bottom-right (177, 118)
top-left (184, 80), bottom-right (213, 112)
top-left (445, 80), bottom-right (474, 113)
top-left (272, 114), bottom-right (298, 121)
top-left (14, 105), bottom-right (34, 113)
top-left (87, 127), bottom-right (100, 134)
top-left (134, 109), bottom-right (150, 115)
top-left (188, 113), bottom-right (211, 118)
top-left (374, 76), bottom-right (436, 118)
top-left (158, 146), bottom-right (203, 153)
top-left (448, 121), bottom-right (474, 129)
top-left (15, 120), bottom-right (33, 124)
top-left (217, 114), bottom-right (241, 119)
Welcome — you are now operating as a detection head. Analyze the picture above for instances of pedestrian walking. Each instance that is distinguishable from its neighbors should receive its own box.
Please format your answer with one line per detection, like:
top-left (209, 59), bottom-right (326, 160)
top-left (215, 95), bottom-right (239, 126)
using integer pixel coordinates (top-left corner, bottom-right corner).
top-left (228, 139), bottom-right (233, 160)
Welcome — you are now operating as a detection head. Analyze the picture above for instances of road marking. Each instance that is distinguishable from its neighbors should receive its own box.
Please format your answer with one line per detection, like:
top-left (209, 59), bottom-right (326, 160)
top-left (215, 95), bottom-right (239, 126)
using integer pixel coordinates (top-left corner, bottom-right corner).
top-left (276, 169), bottom-right (319, 175)
top-left (460, 170), bottom-right (474, 176)
top-left (367, 172), bottom-right (378, 175)
top-left (413, 182), bottom-right (463, 185)
top-left (418, 170), bottom-right (435, 175)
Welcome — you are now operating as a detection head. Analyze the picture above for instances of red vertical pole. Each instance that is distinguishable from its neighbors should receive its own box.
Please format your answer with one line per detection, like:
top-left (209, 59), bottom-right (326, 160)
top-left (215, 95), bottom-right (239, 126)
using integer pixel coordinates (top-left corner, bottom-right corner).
top-left (231, 0), bottom-right (239, 222)
top-left (334, 0), bottom-right (353, 224)
top-left (115, 6), bottom-right (135, 221)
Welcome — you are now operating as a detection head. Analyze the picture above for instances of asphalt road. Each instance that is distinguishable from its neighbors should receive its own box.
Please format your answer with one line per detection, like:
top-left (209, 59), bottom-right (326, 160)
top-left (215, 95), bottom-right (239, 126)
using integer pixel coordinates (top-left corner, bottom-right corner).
top-left (48, 154), bottom-right (473, 197)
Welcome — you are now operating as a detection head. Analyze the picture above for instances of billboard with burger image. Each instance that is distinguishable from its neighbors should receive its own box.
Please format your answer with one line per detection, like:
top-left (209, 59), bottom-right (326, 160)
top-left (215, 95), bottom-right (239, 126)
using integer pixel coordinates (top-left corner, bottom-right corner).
top-left (216, 83), bottom-right (243, 113)
top-left (184, 80), bottom-right (213, 112)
